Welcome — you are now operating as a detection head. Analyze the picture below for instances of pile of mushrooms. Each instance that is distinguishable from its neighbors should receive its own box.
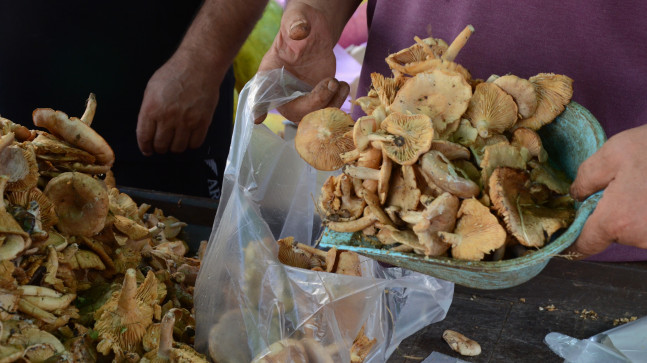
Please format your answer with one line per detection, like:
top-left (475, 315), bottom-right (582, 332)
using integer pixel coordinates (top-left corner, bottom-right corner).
top-left (295, 25), bottom-right (576, 261)
top-left (0, 96), bottom-right (206, 362)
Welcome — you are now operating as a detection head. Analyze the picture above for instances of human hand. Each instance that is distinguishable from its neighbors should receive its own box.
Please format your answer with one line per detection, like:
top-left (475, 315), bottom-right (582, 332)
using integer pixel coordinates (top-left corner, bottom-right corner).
top-left (137, 50), bottom-right (222, 155)
top-left (255, 2), bottom-right (350, 124)
top-left (566, 124), bottom-right (647, 258)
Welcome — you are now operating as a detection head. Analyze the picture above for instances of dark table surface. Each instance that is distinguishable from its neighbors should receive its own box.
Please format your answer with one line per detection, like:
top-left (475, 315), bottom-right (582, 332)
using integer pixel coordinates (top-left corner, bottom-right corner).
top-left (121, 187), bottom-right (647, 363)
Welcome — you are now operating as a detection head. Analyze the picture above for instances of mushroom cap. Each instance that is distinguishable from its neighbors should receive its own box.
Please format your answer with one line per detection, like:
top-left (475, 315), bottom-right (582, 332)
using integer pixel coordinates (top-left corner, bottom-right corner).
top-left (113, 215), bottom-right (150, 241)
top-left (0, 144), bottom-right (39, 192)
top-left (7, 188), bottom-right (58, 230)
top-left (430, 140), bottom-right (471, 160)
top-left (528, 160), bottom-right (572, 195)
top-left (479, 142), bottom-right (529, 191)
top-left (385, 37), bottom-right (448, 75)
top-left (32, 132), bottom-right (97, 164)
top-left (450, 119), bottom-right (478, 146)
top-left (493, 75), bottom-right (538, 118)
top-left (419, 150), bottom-right (480, 199)
top-left (511, 127), bottom-right (548, 162)
top-left (352, 95), bottom-right (381, 116)
top-left (351, 325), bottom-right (377, 363)
top-left (442, 198), bottom-right (507, 261)
top-left (379, 112), bottom-right (434, 165)
top-left (370, 73), bottom-right (407, 107)
top-left (391, 69), bottom-right (472, 133)
top-left (385, 165), bottom-right (421, 211)
top-left (353, 116), bottom-right (378, 150)
top-left (489, 167), bottom-right (574, 247)
top-left (295, 108), bottom-right (355, 171)
top-left (515, 73), bottom-right (573, 130)
top-left (466, 82), bottom-right (518, 138)
top-left (44, 172), bottom-right (109, 237)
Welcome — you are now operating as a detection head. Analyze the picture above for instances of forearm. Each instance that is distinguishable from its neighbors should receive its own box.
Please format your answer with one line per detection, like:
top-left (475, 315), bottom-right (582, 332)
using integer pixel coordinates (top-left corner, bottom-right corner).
top-left (287, 0), bottom-right (362, 43)
top-left (176, 0), bottom-right (269, 81)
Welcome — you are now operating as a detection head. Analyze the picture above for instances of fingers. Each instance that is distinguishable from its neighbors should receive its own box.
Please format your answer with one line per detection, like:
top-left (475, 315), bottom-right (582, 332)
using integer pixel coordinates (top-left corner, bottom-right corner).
top-left (563, 203), bottom-right (613, 260)
top-left (170, 127), bottom-right (192, 153)
top-left (188, 124), bottom-right (209, 149)
top-left (277, 77), bottom-right (347, 123)
top-left (570, 143), bottom-right (619, 201)
top-left (136, 114), bottom-right (156, 157)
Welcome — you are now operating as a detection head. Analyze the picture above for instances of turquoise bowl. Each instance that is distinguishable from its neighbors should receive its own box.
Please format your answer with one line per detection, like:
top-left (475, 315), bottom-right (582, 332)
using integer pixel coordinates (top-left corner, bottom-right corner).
top-left (319, 102), bottom-right (606, 290)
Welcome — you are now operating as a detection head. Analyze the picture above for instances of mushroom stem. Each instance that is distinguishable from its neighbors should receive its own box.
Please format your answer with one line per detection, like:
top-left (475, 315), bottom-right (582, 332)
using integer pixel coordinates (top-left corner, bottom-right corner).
top-left (475, 120), bottom-right (489, 138)
top-left (18, 285), bottom-right (63, 298)
top-left (360, 189), bottom-right (395, 227)
top-left (340, 149), bottom-right (361, 163)
top-left (117, 269), bottom-right (138, 315)
top-left (0, 132), bottom-right (14, 153)
top-left (81, 93), bottom-right (97, 126)
top-left (157, 310), bottom-right (176, 360)
top-left (443, 24), bottom-right (474, 62)
top-left (437, 231), bottom-right (462, 246)
top-left (326, 213), bottom-right (377, 232)
top-left (0, 235), bottom-right (25, 261)
top-left (18, 299), bottom-right (58, 324)
top-left (22, 293), bottom-right (76, 311)
top-left (366, 133), bottom-right (402, 145)
top-left (295, 242), bottom-right (327, 258)
top-left (343, 165), bottom-right (379, 180)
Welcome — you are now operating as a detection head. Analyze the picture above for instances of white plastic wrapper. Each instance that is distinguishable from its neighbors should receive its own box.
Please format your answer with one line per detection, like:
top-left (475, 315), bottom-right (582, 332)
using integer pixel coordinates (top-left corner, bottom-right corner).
top-left (194, 69), bottom-right (454, 362)
top-left (545, 315), bottom-right (647, 362)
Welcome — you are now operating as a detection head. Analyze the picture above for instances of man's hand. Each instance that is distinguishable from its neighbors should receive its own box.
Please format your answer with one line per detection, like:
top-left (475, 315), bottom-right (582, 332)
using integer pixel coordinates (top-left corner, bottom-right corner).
top-left (255, 2), bottom-right (355, 124)
top-left (567, 124), bottom-right (647, 258)
top-left (136, 51), bottom-right (221, 155)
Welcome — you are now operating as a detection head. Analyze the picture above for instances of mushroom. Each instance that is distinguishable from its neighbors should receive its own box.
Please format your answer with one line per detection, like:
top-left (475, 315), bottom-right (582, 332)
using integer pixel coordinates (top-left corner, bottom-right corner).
top-left (465, 82), bottom-right (518, 138)
top-left (515, 73), bottom-right (573, 130)
top-left (251, 339), bottom-right (309, 363)
top-left (32, 131), bottom-right (97, 165)
top-left (0, 143), bottom-right (39, 192)
top-left (368, 112), bottom-right (434, 166)
top-left (295, 107), bottom-right (355, 171)
top-left (277, 236), bottom-right (324, 270)
top-left (489, 167), bottom-right (574, 247)
top-left (7, 187), bottom-right (58, 231)
top-left (399, 192), bottom-right (459, 256)
top-left (419, 150), bottom-right (480, 198)
top-left (350, 325), bottom-right (377, 363)
top-left (32, 108), bottom-right (115, 166)
top-left (80, 93), bottom-right (97, 126)
top-left (438, 198), bottom-right (507, 261)
top-left (385, 165), bottom-right (421, 211)
top-left (343, 148), bottom-right (392, 205)
top-left (479, 142), bottom-right (530, 190)
top-left (385, 36), bottom-right (448, 75)
top-left (511, 127), bottom-right (548, 162)
top-left (108, 187), bottom-right (140, 220)
top-left (326, 207), bottom-right (378, 233)
top-left (430, 140), bottom-right (471, 160)
top-left (528, 160), bottom-right (572, 195)
top-left (140, 309), bottom-right (208, 363)
top-left (44, 172), bottom-right (109, 237)
top-left (335, 251), bottom-right (362, 276)
top-left (318, 174), bottom-right (365, 221)
top-left (352, 95), bottom-right (381, 116)
top-left (370, 72), bottom-right (407, 107)
top-left (443, 25), bottom-right (475, 63)
top-left (469, 134), bottom-right (509, 165)
top-left (450, 119), bottom-right (479, 146)
top-left (339, 116), bottom-right (378, 163)
top-left (442, 329), bottom-right (481, 357)
top-left (0, 117), bottom-right (34, 141)
top-left (390, 69), bottom-right (472, 133)
top-left (493, 74), bottom-right (538, 118)
top-left (113, 215), bottom-right (151, 241)
top-left (94, 269), bottom-right (159, 358)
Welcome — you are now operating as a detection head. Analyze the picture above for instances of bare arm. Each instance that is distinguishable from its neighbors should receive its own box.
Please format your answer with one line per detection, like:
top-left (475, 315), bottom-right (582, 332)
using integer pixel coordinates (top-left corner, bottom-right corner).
top-left (137, 0), bottom-right (268, 155)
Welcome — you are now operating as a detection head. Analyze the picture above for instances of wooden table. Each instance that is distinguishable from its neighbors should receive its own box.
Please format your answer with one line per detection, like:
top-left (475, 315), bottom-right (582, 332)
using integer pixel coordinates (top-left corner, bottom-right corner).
top-left (122, 187), bottom-right (647, 362)
top-left (389, 258), bottom-right (647, 363)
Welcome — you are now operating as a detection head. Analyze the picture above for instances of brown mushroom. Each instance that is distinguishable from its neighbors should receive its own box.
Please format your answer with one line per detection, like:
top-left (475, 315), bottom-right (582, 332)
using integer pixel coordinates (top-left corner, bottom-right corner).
top-left (295, 107), bottom-right (355, 171)
top-left (528, 160), bottom-right (572, 195)
top-left (141, 309), bottom-right (208, 363)
top-left (343, 148), bottom-right (392, 205)
top-left (419, 150), bottom-right (480, 198)
top-left (438, 198), bottom-right (507, 261)
top-left (370, 73), bottom-right (407, 107)
top-left (44, 172), bottom-right (109, 237)
top-left (430, 140), bottom-right (471, 160)
top-left (511, 127), bottom-right (548, 162)
top-left (450, 119), bottom-right (479, 146)
top-left (33, 108), bottom-right (115, 166)
top-left (493, 75), bottom-right (538, 118)
top-left (326, 207), bottom-right (378, 233)
top-left (351, 325), bottom-right (377, 363)
top-left (489, 167), bottom-right (574, 247)
top-left (340, 116), bottom-right (378, 163)
top-left (113, 215), bottom-right (151, 241)
top-left (352, 95), bottom-right (381, 116)
top-left (80, 93), bottom-right (97, 126)
top-left (466, 82), bottom-right (518, 138)
top-left (385, 36), bottom-right (448, 75)
top-left (94, 269), bottom-right (159, 358)
top-left (368, 112), bottom-right (434, 166)
top-left (385, 165), bottom-right (421, 211)
top-left (479, 142), bottom-right (530, 190)
top-left (32, 131), bottom-right (97, 164)
top-left (515, 73), bottom-right (573, 130)
top-left (400, 192), bottom-right (459, 256)
top-left (390, 69), bottom-right (472, 133)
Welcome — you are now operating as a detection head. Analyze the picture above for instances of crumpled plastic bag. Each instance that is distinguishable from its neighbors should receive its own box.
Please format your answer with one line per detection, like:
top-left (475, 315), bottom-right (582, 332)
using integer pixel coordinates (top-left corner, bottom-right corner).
top-left (545, 315), bottom-right (647, 362)
top-left (194, 68), bottom-right (454, 362)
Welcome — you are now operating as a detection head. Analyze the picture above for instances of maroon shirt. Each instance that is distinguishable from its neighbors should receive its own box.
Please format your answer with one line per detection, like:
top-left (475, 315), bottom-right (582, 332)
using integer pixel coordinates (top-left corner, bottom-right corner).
top-left (358, 0), bottom-right (647, 261)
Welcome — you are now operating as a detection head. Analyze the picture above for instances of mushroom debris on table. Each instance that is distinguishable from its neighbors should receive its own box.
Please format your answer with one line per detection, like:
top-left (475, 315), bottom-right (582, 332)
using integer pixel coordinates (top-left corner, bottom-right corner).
top-left (0, 95), bottom-right (205, 361)
top-left (295, 25), bottom-right (576, 261)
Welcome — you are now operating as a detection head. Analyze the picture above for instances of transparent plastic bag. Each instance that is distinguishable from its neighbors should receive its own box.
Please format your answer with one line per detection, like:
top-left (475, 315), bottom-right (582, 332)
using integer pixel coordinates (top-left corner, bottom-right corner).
top-left (545, 315), bottom-right (647, 362)
top-left (194, 69), bottom-right (454, 363)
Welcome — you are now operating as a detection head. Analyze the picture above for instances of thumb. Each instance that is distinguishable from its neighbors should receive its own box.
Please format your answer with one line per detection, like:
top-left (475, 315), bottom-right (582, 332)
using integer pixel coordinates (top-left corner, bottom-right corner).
top-left (570, 144), bottom-right (619, 201)
top-left (282, 5), bottom-right (312, 40)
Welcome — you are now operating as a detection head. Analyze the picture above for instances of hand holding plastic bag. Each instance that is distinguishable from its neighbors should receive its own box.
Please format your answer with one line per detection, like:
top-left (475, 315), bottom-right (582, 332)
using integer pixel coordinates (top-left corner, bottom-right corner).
top-left (194, 69), bottom-right (454, 362)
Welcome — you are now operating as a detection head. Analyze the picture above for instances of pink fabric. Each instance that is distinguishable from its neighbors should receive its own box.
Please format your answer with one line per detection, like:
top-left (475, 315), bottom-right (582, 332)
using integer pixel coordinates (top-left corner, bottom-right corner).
top-left (355, 0), bottom-right (647, 262)
top-left (338, 2), bottom-right (369, 48)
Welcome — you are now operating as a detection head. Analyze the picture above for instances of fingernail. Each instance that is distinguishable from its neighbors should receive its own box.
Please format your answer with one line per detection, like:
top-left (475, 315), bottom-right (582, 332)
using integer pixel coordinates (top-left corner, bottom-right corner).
top-left (289, 20), bottom-right (310, 40)
top-left (327, 79), bottom-right (339, 92)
